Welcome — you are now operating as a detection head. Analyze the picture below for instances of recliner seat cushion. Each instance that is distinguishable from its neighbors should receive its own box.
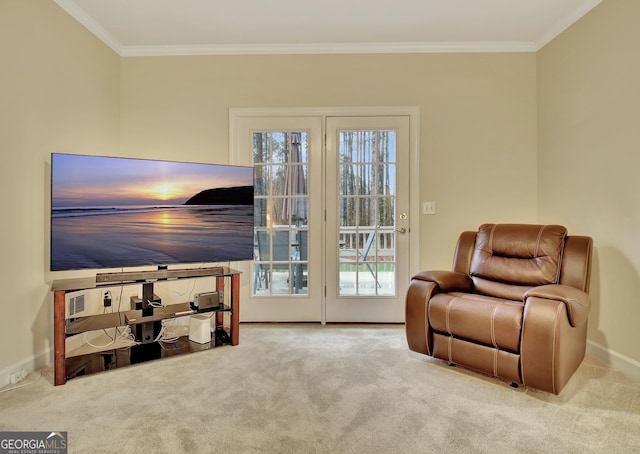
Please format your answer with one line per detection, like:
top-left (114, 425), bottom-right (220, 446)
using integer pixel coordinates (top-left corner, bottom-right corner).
top-left (431, 333), bottom-right (522, 384)
top-left (470, 224), bottom-right (567, 289)
top-left (428, 292), bottom-right (524, 353)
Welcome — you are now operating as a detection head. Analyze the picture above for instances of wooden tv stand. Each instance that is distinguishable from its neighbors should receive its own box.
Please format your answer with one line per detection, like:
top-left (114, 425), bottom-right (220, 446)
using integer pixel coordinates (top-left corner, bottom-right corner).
top-left (51, 267), bottom-right (241, 386)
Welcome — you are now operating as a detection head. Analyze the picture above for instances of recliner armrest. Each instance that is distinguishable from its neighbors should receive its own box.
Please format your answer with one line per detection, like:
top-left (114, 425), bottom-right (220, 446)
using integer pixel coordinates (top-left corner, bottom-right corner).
top-left (524, 284), bottom-right (590, 327)
top-left (411, 270), bottom-right (473, 293)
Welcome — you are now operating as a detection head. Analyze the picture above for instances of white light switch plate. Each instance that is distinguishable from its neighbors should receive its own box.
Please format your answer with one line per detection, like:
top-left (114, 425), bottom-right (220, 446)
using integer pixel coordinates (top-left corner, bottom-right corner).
top-left (423, 201), bottom-right (436, 215)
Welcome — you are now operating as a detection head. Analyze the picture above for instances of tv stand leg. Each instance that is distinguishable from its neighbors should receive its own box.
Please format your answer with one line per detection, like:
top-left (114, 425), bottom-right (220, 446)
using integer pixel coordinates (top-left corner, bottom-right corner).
top-left (53, 290), bottom-right (66, 385)
top-left (218, 274), bottom-right (240, 346)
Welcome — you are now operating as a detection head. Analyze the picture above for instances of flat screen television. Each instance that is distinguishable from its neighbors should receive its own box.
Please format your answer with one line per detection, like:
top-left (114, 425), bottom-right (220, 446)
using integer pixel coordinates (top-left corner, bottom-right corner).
top-left (50, 153), bottom-right (254, 272)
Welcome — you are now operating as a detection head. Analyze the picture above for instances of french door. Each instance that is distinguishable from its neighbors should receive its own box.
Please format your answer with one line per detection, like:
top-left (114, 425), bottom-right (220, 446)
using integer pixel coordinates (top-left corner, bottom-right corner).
top-left (325, 117), bottom-right (410, 322)
top-left (230, 109), bottom-right (416, 323)
top-left (233, 116), bottom-right (324, 321)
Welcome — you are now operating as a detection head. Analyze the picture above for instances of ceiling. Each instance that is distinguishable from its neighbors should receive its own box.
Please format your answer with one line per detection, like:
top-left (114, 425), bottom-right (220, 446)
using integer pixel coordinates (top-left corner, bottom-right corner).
top-left (53, 0), bottom-right (602, 56)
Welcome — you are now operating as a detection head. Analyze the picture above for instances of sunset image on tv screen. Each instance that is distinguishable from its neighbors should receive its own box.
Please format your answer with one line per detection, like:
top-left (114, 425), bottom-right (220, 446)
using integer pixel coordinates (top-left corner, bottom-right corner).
top-left (50, 153), bottom-right (254, 271)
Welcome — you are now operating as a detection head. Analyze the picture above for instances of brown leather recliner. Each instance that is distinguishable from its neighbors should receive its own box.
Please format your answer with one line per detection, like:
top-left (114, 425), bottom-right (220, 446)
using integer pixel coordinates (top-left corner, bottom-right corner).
top-left (406, 223), bottom-right (593, 394)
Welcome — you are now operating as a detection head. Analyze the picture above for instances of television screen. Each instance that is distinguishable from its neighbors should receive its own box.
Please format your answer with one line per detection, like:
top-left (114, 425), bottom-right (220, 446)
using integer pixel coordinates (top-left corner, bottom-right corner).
top-left (50, 153), bottom-right (254, 271)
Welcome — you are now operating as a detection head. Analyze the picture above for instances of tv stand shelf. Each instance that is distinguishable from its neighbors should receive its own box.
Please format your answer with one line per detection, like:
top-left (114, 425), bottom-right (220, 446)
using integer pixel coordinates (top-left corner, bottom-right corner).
top-left (51, 266), bottom-right (241, 386)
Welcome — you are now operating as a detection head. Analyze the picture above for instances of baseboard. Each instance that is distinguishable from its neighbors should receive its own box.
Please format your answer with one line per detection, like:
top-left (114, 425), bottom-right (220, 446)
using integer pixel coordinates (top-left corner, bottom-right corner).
top-left (0, 348), bottom-right (52, 389)
top-left (586, 340), bottom-right (640, 381)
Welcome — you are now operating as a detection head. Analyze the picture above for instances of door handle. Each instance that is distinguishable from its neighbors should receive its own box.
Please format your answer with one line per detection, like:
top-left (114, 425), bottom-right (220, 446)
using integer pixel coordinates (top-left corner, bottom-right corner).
top-left (394, 227), bottom-right (407, 234)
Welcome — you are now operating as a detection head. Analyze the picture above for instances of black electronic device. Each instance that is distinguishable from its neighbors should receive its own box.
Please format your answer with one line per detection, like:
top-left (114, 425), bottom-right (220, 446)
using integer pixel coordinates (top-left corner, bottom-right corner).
top-left (130, 282), bottom-right (161, 317)
top-left (130, 295), bottom-right (161, 316)
top-left (128, 281), bottom-right (163, 343)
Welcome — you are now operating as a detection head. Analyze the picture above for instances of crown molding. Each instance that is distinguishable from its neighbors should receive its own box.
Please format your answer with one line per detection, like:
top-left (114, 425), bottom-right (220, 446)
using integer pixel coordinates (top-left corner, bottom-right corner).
top-left (120, 41), bottom-right (536, 57)
top-left (54, 0), bottom-right (601, 57)
top-left (535, 0), bottom-right (603, 50)
top-left (53, 0), bottom-right (122, 55)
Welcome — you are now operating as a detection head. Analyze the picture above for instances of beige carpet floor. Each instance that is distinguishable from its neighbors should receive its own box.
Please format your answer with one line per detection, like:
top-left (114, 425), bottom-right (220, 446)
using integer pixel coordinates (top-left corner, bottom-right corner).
top-left (1, 324), bottom-right (639, 453)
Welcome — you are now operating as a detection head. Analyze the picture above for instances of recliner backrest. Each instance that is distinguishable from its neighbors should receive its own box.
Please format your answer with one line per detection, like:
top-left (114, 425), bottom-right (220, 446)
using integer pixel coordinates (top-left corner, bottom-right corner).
top-left (559, 235), bottom-right (593, 292)
top-left (468, 224), bottom-right (567, 300)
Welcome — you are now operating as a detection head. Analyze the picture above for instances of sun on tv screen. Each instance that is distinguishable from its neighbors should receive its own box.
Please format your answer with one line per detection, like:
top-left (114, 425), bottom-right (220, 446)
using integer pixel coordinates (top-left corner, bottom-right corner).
top-left (50, 153), bottom-right (255, 272)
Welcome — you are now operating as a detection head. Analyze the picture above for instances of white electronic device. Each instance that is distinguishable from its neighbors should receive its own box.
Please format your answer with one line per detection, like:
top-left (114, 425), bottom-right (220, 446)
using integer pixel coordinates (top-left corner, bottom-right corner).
top-left (189, 315), bottom-right (212, 344)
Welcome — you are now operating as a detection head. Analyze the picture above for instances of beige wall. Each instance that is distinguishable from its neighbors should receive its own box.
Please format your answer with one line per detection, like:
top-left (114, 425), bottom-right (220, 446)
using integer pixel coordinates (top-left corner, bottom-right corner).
top-left (538, 0), bottom-right (640, 366)
top-left (120, 53), bottom-right (538, 269)
top-left (0, 0), bottom-right (120, 373)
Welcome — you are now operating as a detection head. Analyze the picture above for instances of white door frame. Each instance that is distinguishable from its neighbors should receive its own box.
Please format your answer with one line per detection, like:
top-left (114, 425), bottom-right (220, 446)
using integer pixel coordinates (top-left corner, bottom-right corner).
top-left (229, 106), bottom-right (420, 323)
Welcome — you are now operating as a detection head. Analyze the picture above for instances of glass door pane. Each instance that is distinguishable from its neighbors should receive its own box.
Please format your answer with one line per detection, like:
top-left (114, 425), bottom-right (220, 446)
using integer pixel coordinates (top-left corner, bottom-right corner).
top-left (253, 131), bottom-right (309, 295)
top-left (338, 130), bottom-right (396, 296)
